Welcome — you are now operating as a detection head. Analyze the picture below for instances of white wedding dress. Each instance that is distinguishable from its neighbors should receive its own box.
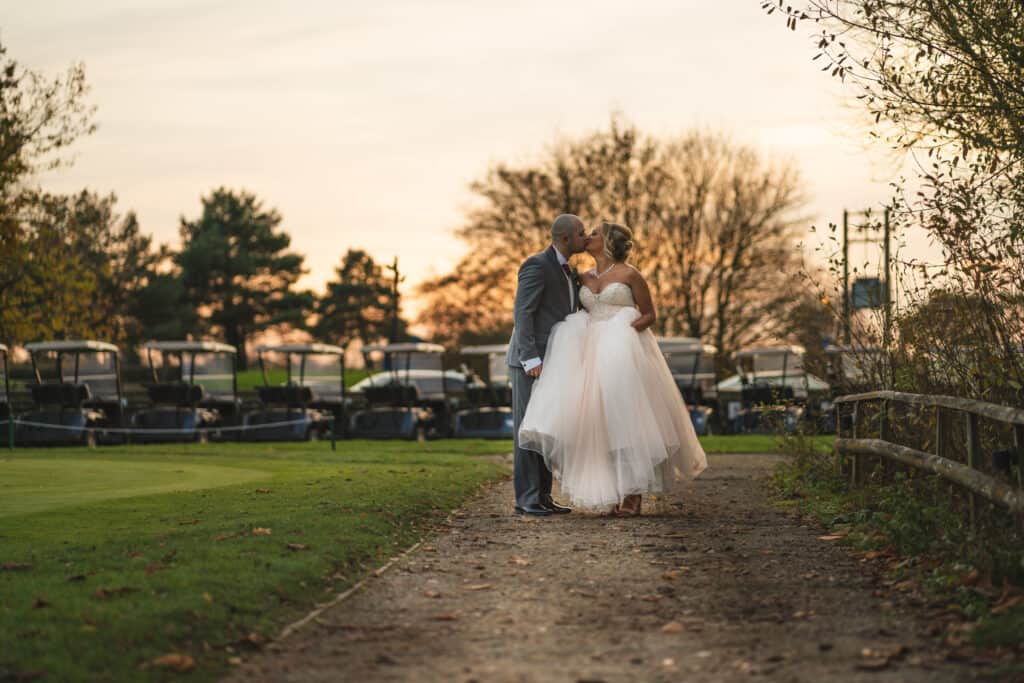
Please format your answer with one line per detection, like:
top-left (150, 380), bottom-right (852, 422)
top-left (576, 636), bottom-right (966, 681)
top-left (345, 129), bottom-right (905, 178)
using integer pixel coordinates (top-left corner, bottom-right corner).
top-left (518, 282), bottom-right (708, 509)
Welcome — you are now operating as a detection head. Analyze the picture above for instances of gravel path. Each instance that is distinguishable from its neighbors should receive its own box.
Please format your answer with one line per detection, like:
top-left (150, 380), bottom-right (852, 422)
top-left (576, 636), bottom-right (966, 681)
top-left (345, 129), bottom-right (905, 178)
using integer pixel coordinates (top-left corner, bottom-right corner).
top-left (227, 453), bottom-right (989, 682)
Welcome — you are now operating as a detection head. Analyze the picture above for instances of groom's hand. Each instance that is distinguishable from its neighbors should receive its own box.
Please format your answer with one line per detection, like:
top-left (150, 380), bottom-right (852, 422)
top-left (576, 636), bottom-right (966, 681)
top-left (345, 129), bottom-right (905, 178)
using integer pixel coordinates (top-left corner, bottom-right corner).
top-left (527, 363), bottom-right (543, 378)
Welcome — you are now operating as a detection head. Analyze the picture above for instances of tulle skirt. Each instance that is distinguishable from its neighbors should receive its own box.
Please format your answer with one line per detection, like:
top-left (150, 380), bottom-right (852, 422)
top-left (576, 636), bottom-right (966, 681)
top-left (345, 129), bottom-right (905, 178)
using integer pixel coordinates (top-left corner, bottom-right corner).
top-left (518, 308), bottom-right (708, 509)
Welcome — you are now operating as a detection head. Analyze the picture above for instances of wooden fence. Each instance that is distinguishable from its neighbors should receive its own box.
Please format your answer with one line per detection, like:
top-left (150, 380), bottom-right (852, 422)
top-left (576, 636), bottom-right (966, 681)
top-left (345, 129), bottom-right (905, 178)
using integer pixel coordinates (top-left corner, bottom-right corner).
top-left (833, 390), bottom-right (1024, 525)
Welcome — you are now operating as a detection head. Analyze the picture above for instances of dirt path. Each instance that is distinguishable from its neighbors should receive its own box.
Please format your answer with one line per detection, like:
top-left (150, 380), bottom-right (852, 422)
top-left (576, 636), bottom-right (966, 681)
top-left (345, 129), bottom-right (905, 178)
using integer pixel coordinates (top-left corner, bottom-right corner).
top-left (228, 454), bottom-right (988, 682)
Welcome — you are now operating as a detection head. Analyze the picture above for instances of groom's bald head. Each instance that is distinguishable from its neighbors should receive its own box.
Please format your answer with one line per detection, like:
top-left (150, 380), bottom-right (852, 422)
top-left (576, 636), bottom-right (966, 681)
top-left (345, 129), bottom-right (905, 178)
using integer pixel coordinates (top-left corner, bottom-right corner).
top-left (551, 214), bottom-right (583, 241)
top-left (551, 214), bottom-right (587, 255)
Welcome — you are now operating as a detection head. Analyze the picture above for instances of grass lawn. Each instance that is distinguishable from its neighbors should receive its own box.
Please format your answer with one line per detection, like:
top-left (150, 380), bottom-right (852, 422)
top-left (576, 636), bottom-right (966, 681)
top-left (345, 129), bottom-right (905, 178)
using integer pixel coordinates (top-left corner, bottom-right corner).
top-left (0, 433), bottom-right (829, 681)
top-left (0, 440), bottom-right (507, 682)
top-left (234, 368), bottom-right (371, 392)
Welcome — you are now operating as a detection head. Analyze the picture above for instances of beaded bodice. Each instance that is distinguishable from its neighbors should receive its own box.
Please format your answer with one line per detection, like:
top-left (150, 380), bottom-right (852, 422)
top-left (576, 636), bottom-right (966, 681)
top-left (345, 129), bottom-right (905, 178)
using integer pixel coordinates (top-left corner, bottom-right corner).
top-left (579, 282), bottom-right (636, 321)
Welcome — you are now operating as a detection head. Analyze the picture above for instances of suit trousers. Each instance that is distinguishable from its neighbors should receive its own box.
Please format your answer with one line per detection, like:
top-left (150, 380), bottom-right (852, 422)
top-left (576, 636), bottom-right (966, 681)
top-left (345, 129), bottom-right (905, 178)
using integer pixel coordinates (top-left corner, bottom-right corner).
top-left (510, 365), bottom-right (553, 507)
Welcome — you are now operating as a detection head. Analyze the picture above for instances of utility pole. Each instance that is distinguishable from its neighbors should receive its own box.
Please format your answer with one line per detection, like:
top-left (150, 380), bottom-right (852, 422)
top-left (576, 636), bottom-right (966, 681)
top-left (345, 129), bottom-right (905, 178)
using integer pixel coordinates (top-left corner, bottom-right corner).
top-left (385, 257), bottom-right (405, 343)
top-left (842, 208), bottom-right (892, 347)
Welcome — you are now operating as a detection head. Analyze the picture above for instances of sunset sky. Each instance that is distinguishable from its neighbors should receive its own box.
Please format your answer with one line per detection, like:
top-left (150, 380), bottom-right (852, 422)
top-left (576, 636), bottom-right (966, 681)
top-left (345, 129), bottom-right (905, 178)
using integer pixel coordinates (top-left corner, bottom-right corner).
top-left (6, 0), bottom-right (913, 315)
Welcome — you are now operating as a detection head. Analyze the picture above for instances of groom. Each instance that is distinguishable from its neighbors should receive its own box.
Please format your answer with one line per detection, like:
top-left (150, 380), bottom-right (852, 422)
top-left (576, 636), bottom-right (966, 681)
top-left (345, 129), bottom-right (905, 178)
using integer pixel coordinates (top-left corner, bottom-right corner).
top-left (506, 214), bottom-right (589, 516)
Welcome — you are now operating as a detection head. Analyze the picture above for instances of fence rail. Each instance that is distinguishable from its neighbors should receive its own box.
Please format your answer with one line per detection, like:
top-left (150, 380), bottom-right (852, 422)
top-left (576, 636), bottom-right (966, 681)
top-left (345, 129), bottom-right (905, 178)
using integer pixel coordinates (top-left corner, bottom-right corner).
top-left (833, 391), bottom-right (1024, 524)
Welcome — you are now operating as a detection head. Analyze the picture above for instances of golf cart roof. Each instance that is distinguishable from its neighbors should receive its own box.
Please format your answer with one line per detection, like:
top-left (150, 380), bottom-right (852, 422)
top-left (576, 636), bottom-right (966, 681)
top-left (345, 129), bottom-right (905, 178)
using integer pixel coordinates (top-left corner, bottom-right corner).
top-left (735, 345), bottom-right (805, 358)
top-left (824, 344), bottom-right (883, 355)
top-left (143, 341), bottom-right (237, 354)
top-left (257, 343), bottom-right (345, 355)
top-left (25, 340), bottom-right (119, 354)
top-left (363, 342), bottom-right (446, 355)
top-left (461, 344), bottom-right (509, 356)
top-left (0, 344), bottom-right (6, 353)
top-left (656, 337), bottom-right (717, 354)
top-left (716, 372), bottom-right (830, 393)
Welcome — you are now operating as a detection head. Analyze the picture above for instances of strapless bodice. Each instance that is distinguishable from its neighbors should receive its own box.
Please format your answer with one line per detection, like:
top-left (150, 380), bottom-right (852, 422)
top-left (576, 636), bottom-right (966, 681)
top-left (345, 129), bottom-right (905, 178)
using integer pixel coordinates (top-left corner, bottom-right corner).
top-left (579, 282), bottom-right (636, 321)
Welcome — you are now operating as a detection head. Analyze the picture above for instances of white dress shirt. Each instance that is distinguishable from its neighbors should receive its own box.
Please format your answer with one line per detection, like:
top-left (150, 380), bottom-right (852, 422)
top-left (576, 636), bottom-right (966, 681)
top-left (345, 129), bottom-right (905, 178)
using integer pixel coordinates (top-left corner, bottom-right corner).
top-left (523, 247), bottom-right (574, 373)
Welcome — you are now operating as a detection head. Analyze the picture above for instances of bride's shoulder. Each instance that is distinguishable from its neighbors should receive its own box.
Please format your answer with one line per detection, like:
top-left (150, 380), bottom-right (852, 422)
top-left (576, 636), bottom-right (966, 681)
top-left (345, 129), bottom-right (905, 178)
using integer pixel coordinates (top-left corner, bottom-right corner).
top-left (623, 264), bottom-right (645, 280)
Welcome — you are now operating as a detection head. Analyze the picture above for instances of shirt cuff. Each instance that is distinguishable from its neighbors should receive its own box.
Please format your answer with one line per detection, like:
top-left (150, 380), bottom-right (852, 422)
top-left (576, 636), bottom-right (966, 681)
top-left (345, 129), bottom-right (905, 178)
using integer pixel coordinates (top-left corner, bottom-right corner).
top-left (521, 357), bottom-right (542, 372)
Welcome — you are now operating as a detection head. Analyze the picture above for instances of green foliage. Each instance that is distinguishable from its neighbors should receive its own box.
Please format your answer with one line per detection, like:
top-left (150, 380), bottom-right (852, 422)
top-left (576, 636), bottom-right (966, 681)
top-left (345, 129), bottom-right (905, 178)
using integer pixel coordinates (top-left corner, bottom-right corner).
top-left (0, 441), bottom-right (507, 681)
top-left (773, 437), bottom-right (1024, 648)
top-left (315, 249), bottom-right (404, 347)
top-left (177, 188), bottom-right (314, 367)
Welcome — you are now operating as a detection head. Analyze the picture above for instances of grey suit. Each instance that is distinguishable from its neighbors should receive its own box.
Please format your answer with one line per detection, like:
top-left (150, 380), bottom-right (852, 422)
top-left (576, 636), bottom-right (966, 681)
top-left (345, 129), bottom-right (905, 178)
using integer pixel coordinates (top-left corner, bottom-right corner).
top-left (506, 246), bottom-right (579, 507)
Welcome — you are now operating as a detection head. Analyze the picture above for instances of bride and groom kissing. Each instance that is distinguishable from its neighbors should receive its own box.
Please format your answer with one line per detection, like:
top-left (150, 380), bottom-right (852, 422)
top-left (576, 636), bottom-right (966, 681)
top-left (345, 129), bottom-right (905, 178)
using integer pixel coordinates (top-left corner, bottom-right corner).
top-left (507, 214), bottom-right (708, 517)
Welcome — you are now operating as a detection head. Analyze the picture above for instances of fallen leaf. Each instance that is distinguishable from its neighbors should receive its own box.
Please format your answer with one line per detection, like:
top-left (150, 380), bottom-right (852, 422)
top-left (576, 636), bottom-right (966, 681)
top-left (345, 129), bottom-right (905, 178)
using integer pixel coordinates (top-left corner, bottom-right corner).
top-left (818, 534), bottom-right (845, 541)
top-left (422, 546), bottom-right (436, 552)
top-left (228, 656), bottom-right (242, 666)
top-left (161, 550), bottom-right (178, 563)
top-left (991, 594), bottom-right (1024, 615)
top-left (93, 587), bottom-right (136, 600)
top-left (509, 555), bottom-right (531, 566)
top-left (255, 488), bottom-right (272, 494)
top-left (144, 563), bottom-right (171, 576)
top-left (432, 612), bottom-right (458, 621)
top-left (252, 527), bottom-right (272, 536)
top-left (855, 658), bottom-right (890, 671)
top-left (2, 562), bottom-right (32, 571)
top-left (203, 592), bottom-right (213, 603)
top-left (214, 533), bottom-right (239, 542)
top-left (31, 597), bottom-right (50, 609)
top-left (178, 519), bottom-right (200, 526)
top-left (286, 543), bottom-right (309, 552)
top-left (126, 551), bottom-right (144, 559)
top-left (149, 653), bottom-right (195, 672)
top-left (464, 584), bottom-right (491, 591)
top-left (662, 570), bottom-right (681, 581)
top-left (660, 621), bottom-right (684, 633)
top-left (422, 590), bottom-right (442, 599)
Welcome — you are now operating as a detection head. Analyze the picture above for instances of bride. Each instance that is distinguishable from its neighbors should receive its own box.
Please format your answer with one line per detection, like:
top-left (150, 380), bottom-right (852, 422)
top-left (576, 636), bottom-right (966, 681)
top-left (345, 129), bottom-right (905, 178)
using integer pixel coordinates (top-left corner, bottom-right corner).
top-left (517, 221), bottom-right (707, 515)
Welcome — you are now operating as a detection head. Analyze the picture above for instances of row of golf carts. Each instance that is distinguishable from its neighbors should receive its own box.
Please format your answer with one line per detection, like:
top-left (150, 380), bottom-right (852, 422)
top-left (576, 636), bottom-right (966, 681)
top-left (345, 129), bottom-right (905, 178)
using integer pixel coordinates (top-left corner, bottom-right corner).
top-left (0, 337), bottom-right (878, 446)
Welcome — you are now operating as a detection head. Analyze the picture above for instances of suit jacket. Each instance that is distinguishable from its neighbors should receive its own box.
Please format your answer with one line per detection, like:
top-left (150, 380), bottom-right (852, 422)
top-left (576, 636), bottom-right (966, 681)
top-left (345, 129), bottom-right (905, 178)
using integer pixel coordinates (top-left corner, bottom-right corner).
top-left (506, 246), bottom-right (579, 368)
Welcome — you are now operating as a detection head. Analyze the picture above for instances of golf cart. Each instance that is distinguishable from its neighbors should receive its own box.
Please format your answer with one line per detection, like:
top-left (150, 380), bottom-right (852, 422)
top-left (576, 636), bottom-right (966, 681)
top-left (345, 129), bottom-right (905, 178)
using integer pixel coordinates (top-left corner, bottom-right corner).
top-left (349, 343), bottom-right (465, 439)
top-left (243, 343), bottom-right (346, 441)
top-left (821, 344), bottom-right (885, 433)
top-left (656, 337), bottom-right (718, 435)
top-left (0, 344), bottom-right (9, 427)
top-left (716, 345), bottom-right (830, 434)
top-left (17, 340), bottom-right (126, 446)
top-left (454, 344), bottom-right (514, 439)
top-left (131, 341), bottom-right (240, 442)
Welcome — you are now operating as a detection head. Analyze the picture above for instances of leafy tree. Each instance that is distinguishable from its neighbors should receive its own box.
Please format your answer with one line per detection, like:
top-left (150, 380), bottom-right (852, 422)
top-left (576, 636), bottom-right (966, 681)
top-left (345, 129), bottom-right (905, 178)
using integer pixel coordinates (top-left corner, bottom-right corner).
top-left (315, 249), bottom-right (404, 347)
top-left (0, 40), bottom-right (97, 344)
top-left (177, 188), bottom-right (312, 368)
top-left (767, 1), bottom-right (1024, 402)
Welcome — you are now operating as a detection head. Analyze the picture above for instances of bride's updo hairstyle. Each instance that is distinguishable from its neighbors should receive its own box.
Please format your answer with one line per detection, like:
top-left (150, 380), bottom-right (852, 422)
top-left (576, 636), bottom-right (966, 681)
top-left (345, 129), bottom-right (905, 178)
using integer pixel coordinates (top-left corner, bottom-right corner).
top-left (601, 221), bottom-right (634, 262)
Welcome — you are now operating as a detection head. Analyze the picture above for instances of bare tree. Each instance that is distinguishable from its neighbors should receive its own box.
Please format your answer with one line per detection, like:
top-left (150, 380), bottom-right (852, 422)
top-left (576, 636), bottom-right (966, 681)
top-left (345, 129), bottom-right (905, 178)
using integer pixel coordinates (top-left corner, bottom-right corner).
top-left (418, 121), bottom-right (809, 358)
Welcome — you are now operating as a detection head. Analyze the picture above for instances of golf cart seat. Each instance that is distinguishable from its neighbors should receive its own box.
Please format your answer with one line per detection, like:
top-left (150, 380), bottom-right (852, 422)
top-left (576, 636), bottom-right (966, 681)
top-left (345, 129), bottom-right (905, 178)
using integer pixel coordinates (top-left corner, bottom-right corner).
top-left (147, 383), bottom-right (204, 407)
top-left (676, 384), bottom-right (703, 406)
top-left (257, 385), bottom-right (315, 407)
top-left (364, 384), bottom-right (419, 406)
top-left (465, 385), bottom-right (512, 407)
top-left (31, 382), bottom-right (91, 408)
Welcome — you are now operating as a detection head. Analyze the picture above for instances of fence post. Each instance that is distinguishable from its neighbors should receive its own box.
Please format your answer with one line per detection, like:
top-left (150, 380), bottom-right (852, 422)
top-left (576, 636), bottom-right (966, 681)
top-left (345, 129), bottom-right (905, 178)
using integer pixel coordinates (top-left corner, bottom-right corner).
top-left (7, 416), bottom-right (13, 450)
top-left (851, 400), bottom-right (862, 487)
top-left (965, 412), bottom-right (980, 531)
top-left (879, 399), bottom-right (891, 479)
top-left (1014, 424), bottom-right (1024, 491)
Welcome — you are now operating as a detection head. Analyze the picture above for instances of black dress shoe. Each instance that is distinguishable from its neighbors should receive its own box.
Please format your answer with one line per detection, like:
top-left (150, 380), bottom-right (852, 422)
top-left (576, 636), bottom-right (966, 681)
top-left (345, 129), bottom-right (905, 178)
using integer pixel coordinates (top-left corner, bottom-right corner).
top-left (541, 498), bottom-right (572, 514)
top-left (514, 503), bottom-right (553, 516)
